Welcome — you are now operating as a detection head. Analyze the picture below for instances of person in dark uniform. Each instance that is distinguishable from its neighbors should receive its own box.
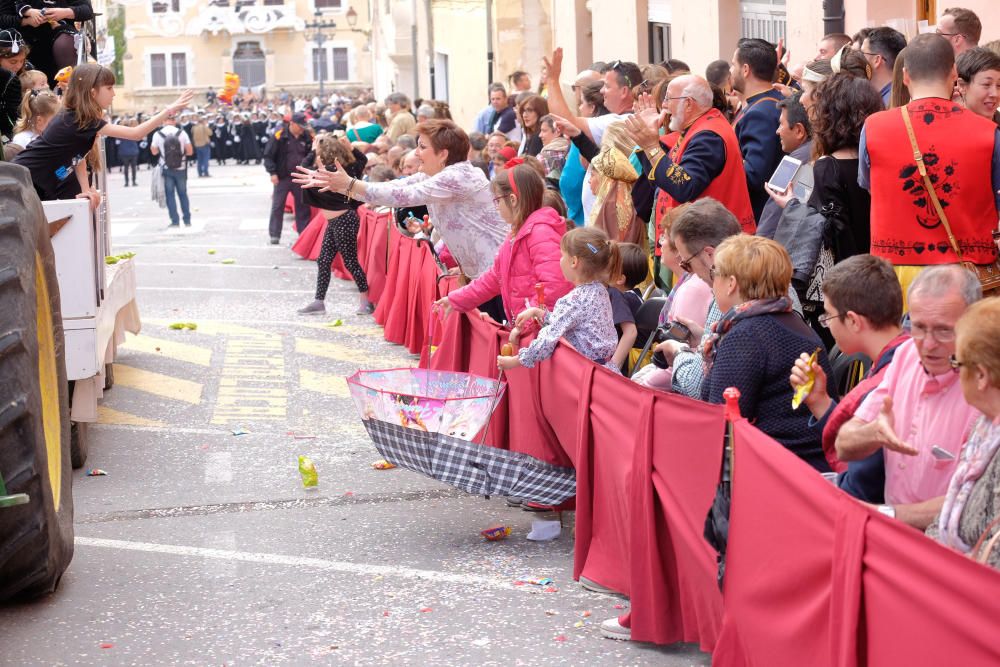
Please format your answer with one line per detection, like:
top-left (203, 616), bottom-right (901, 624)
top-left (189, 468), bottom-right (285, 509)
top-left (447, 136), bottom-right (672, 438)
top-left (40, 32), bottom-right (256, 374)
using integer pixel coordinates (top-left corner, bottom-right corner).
top-left (213, 114), bottom-right (232, 165)
top-left (263, 111), bottom-right (313, 244)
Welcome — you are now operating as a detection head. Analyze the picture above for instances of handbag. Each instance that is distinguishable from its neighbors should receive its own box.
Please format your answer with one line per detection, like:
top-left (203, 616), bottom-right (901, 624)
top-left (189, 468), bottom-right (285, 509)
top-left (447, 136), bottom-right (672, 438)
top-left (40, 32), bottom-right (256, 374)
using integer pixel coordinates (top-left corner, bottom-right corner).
top-left (900, 106), bottom-right (1000, 296)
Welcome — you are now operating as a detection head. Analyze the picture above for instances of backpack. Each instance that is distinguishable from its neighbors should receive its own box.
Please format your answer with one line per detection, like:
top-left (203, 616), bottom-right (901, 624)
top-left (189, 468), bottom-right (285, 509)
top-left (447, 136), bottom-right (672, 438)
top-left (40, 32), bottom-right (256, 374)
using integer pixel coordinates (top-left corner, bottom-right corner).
top-left (158, 129), bottom-right (184, 170)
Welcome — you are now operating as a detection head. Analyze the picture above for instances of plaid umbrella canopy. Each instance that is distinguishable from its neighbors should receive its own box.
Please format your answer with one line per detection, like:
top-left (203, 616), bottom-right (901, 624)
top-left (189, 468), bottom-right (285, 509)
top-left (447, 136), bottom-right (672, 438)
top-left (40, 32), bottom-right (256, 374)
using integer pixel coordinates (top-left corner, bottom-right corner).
top-left (347, 369), bottom-right (576, 504)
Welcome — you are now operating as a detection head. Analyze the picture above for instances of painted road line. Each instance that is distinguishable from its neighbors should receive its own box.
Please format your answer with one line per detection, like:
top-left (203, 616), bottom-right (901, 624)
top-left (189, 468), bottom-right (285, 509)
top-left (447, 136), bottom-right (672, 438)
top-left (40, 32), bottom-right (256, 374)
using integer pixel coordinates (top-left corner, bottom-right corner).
top-left (97, 406), bottom-right (167, 428)
top-left (120, 332), bottom-right (213, 367)
top-left (295, 337), bottom-right (400, 367)
top-left (114, 243), bottom-right (291, 249)
top-left (114, 365), bottom-right (203, 404)
top-left (237, 218), bottom-right (271, 231)
top-left (138, 286), bottom-right (313, 294)
top-left (299, 369), bottom-right (351, 398)
top-left (211, 333), bottom-right (287, 425)
top-left (137, 262), bottom-right (312, 270)
top-left (144, 318), bottom-right (264, 337)
top-left (75, 536), bottom-right (517, 590)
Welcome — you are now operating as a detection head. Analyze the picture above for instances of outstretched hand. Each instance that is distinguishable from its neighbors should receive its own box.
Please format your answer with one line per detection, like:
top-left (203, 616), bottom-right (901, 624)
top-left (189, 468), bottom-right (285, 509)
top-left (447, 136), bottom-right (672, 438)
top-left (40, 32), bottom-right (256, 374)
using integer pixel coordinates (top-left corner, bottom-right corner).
top-left (873, 396), bottom-right (919, 456)
top-left (166, 90), bottom-right (195, 116)
top-left (543, 48), bottom-right (563, 83)
top-left (548, 114), bottom-right (580, 138)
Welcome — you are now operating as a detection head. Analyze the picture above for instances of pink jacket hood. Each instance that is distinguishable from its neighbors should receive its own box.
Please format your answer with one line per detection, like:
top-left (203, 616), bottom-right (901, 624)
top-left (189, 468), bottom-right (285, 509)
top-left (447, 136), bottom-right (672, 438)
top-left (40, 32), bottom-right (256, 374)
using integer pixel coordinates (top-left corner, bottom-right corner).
top-left (447, 206), bottom-right (573, 322)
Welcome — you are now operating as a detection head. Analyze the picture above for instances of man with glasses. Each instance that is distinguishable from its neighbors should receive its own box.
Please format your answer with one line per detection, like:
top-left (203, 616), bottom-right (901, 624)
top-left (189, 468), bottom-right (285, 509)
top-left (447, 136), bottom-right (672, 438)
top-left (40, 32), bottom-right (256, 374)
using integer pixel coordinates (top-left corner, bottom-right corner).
top-left (625, 75), bottom-right (755, 233)
top-left (835, 265), bottom-right (981, 529)
top-left (861, 26), bottom-right (907, 107)
top-left (542, 48), bottom-right (640, 219)
top-left (936, 7), bottom-right (982, 56)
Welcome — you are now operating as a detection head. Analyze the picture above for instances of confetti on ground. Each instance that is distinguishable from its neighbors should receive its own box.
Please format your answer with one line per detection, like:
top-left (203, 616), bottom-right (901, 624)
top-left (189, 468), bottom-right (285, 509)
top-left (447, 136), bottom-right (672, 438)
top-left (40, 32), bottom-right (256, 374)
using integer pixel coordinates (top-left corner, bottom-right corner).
top-left (343, 491), bottom-right (354, 497)
top-left (574, 621), bottom-right (585, 628)
top-left (553, 635), bottom-right (567, 642)
top-left (372, 459), bottom-right (397, 470)
top-left (207, 249), bottom-right (217, 255)
top-left (419, 607), bottom-right (433, 613)
top-left (231, 428), bottom-right (249, 436)
top-left (382, 610), bottom-right (390, 617)
top-left (544, 609), bottom-right (558, 616)
top-left (221, 258), bottom-right (236, 264)
top-left (544, 586), bottom-right (559, 593)
top-left (168, 322), bottom-right (198, 330)
top-left (99, 643), bottom-right (114, 649)
top-left (581, 610), bottom-right (592, 618)
top-left (325, 319), bottom-right (344, 328)
top-left (471, 638), bottom-right (490, 647)
top-left (613, 603), bottom-right (625, 610)
top-left (86, 469), bottom-right (108, 477)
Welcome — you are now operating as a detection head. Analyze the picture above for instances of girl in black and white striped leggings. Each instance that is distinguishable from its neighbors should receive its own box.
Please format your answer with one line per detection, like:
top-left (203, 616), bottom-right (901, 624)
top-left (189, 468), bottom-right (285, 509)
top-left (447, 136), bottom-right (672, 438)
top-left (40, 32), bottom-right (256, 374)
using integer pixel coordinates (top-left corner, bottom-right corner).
top-left (297, 134), bottom-right (371, 315)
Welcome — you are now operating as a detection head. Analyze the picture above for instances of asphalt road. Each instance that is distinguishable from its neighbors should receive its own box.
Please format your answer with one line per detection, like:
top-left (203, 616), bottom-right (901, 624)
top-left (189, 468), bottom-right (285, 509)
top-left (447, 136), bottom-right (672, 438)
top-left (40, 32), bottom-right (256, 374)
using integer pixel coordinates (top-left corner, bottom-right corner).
top-left (0, 162), bottom-right (711, 666)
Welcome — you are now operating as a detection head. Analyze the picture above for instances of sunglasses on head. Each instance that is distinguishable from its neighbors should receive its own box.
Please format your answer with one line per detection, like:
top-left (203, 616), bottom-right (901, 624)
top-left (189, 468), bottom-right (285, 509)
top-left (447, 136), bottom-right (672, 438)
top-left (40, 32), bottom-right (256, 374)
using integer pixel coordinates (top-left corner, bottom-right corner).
top-left (608, 60), bottom-right (633, 88)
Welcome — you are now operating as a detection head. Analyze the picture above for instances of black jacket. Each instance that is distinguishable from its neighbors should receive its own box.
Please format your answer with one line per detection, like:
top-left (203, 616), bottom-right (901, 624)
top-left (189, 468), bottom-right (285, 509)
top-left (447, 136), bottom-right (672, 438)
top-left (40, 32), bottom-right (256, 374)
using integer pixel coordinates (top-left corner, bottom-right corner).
top-left (263, 124), bottom-right (313, 178)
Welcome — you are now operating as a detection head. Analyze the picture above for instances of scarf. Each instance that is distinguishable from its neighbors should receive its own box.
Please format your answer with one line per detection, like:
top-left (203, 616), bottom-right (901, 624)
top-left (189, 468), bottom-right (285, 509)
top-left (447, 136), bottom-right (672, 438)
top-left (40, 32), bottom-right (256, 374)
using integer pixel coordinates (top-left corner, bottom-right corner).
top-left (938, 415), bottom-right (1000, 553)
top-left (587, 121), bottom-right (644, 245)
top-left (702, 296), bottom-right (793, 374)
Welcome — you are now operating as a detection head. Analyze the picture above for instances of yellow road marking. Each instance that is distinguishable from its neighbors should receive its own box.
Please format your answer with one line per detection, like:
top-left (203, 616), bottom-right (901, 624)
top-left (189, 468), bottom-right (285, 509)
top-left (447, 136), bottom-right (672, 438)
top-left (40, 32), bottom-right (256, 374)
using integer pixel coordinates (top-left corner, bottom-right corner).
top-left (121, 332), bottom-right (212, 367)
top-left (114, 365), bottom-right (203, 404)
top-left (299, 369), bottom-right (351, 397)
top-left (211, 334), bottom-right (287, 425)
top-left (298, 322), bottom-right (386, 338)
top-left (295, 337), bottom-right (403, 367)
top-left (98, 406), bottom-right (167, 428)
top-left (144, 318), bottom-right (264, 337)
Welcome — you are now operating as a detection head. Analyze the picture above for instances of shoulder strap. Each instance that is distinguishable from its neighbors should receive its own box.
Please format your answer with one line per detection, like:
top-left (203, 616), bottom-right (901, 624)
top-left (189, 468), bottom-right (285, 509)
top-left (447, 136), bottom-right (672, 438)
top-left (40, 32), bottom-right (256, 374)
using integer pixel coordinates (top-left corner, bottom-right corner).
top-left (900, 105), bottom-right (964, 261)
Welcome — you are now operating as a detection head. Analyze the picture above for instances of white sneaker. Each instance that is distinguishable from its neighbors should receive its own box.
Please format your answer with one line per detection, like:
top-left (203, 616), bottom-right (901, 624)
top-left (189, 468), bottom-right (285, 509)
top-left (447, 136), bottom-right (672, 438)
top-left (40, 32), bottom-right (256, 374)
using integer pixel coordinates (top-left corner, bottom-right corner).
top-left (600, 616), bottom-right (631, 641)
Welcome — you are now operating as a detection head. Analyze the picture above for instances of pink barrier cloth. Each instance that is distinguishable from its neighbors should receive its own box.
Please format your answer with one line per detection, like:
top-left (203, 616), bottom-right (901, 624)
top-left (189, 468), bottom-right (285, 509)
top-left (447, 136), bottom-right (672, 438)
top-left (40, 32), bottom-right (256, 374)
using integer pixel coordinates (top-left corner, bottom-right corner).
top-left (714, 420), bottom-right (1000, 666)
top-left (284, 191), bottom-right (294, 213)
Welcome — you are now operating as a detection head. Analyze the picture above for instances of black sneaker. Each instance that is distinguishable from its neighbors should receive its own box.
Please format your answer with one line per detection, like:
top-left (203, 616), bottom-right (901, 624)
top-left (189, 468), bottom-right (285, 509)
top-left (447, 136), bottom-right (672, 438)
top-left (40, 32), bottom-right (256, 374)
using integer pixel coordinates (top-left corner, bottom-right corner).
top-left (269, 236), bottom-right (280, 245)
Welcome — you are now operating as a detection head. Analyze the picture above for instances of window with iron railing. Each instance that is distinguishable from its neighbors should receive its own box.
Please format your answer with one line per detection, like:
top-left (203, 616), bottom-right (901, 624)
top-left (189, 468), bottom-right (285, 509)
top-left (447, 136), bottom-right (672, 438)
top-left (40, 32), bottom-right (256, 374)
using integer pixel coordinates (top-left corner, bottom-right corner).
top-left (170, 53), bottom-right (187, 86)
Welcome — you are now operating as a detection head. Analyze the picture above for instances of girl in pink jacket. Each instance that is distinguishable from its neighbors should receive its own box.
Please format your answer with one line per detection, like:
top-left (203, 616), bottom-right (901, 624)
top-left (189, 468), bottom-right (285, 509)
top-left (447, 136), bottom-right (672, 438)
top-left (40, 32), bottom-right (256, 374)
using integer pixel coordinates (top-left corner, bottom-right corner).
top-left (436, 164), bottom-right (572, 322)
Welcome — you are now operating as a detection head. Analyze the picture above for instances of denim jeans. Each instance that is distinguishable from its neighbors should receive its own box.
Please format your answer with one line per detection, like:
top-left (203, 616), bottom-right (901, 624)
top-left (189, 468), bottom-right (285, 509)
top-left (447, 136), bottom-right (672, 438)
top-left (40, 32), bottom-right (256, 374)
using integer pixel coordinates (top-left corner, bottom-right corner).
top-left (195, 145), bottom-right (211, 176)
top-left (163, 168), bottom-right (191, 226)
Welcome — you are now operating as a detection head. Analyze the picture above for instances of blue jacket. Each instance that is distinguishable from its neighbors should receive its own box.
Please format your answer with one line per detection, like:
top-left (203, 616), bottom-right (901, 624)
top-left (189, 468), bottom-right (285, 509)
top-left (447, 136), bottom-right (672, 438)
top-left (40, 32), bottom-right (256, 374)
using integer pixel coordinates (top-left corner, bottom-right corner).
top-left (734, 90), bottom-right (785, 221)
top-left (116, 139), bottom-right (140, 158)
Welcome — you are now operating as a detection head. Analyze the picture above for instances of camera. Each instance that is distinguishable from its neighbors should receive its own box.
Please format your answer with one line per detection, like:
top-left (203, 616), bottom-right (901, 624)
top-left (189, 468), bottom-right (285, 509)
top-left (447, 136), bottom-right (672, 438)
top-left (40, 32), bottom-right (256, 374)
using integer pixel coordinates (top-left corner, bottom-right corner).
top-left (650, 321), bottom-right (691, 369)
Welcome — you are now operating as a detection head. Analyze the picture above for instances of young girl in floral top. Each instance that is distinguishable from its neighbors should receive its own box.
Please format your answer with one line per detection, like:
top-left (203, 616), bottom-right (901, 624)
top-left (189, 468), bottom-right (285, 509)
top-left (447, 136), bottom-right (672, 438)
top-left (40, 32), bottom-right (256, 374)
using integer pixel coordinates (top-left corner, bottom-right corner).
top-left (497, 227), bottom-right (622, 373)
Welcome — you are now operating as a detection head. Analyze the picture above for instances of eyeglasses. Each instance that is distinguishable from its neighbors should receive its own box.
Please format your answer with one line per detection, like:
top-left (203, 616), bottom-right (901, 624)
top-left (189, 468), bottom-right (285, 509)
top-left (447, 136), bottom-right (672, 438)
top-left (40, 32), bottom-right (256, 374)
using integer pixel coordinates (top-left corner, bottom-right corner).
top-left (949, 354), bottom-right (965, 370)
top-left (709, 265), bottom-right (719, 281)
top-left (817, 311), bottom-right (846, 328)
top-left (860, 50), bottom-right (881, 59)
top-left (910, 322), bottom-right (956, 343)
top-left (678, 246), bottom-right (706, 273)
top-left (664, 95), bottom-right (691, 103)
top-left (609, 60), bottom-right (633, 88)
top-left (935, 29), bottom-right (961, 38)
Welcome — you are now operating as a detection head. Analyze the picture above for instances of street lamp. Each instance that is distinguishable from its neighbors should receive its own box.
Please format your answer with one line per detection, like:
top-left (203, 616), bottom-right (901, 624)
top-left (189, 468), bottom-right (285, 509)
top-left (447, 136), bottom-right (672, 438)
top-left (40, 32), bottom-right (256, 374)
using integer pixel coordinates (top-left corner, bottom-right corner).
top-left (304, 9), bottom-right (337, 97)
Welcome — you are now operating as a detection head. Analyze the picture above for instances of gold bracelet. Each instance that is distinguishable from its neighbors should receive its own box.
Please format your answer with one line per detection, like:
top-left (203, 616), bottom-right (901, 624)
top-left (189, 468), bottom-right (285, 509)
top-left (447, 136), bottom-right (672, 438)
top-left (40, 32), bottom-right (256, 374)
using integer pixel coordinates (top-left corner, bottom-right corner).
top-left (346, 177), bottom-right (355, 198)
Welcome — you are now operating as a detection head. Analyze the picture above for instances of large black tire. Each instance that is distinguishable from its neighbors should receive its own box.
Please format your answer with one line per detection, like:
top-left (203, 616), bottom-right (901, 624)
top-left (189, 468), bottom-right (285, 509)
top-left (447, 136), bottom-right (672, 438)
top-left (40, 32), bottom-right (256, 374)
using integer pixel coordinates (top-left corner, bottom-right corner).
top-left (0, 164), bottom-right (74, 601)
top-left (70, 421), bottom-right (88, 470)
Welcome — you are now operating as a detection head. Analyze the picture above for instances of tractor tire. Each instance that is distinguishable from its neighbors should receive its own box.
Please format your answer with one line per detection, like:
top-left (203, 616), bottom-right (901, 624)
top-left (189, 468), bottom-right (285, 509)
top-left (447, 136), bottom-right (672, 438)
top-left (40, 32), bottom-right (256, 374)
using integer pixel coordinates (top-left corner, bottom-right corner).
top-left (70, 421), bottom-right (88, 470)
top-left (0, 164), bottom-right (74, 601)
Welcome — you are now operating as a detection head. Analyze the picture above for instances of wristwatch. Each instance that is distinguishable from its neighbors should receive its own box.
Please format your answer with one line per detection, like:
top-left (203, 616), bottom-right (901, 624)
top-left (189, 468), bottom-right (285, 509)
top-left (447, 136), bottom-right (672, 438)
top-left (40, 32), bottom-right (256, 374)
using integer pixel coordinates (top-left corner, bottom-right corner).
top-left (644, 146), bottom-right (663, 160)
top-left (877, 504), bottom-right (896, 519)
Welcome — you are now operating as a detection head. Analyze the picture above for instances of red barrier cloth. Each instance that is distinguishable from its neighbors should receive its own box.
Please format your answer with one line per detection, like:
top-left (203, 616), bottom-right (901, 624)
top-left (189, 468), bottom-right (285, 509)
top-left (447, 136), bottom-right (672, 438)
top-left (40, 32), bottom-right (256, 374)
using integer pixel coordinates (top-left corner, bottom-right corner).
top-left (291, 212), bottom-right (351, 281)
top-left (714, 420), bottom-right (1000, 666)
top-left (284, 191), bottom-right (294, 213)
top-left (629, 391), bottom-right (726, 648)
top-left (373, 223), bottom-right (403, 328)
top-left (356, 207), bottom-right (390, 304)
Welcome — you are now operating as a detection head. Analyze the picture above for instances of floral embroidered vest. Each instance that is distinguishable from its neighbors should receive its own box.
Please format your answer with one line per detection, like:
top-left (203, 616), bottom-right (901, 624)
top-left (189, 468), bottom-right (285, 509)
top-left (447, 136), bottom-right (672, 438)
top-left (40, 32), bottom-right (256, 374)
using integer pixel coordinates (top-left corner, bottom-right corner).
top-left (657, 108), bottom-right (756, 234)
top-left (867, 98), bottom-right (998, 265)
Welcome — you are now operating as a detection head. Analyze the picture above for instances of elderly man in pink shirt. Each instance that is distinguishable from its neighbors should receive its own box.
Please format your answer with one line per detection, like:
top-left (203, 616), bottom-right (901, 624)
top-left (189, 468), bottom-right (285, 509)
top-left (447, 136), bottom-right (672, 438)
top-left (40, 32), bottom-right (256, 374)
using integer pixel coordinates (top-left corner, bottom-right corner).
top-left (835, 265), bottom-right (982, 530)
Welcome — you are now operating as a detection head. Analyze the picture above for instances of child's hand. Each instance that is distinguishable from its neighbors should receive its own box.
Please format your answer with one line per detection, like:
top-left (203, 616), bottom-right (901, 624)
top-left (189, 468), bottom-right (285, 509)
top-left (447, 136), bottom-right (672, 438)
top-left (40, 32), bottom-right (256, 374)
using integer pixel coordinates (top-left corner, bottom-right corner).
top-left (433, 296), bottom-right (452, 317)
top-left (515, 307), bottom-right (544, 329)
top-left (497, 355), bottom-right (521, 371)
top-left (508, 326), bottom-right (521, 348)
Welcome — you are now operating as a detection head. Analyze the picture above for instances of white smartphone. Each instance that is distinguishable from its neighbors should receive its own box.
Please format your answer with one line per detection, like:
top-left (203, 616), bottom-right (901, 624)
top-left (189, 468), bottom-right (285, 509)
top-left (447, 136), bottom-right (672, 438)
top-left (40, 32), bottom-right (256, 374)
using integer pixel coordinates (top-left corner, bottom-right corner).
top-left (767, 155), bottom-right (803, 194)
top-left (931, 445), bottom-right (956, 461)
